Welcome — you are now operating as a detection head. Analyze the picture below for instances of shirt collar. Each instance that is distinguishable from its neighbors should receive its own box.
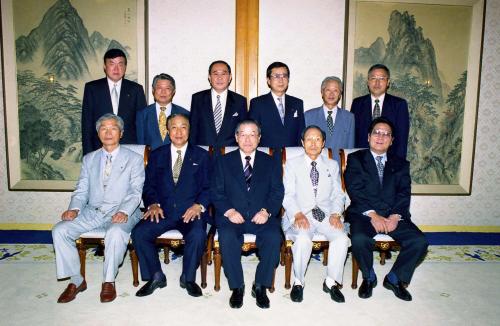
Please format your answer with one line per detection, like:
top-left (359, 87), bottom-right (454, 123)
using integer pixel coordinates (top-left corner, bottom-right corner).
top-left (102, 145), bottom-right (120, 158)
top-left (107, 78), bottom-right (122, 88)
top-left (370, 150), bottom-right (387, 164)
top-left (239, 149), bottom-right (256, 166)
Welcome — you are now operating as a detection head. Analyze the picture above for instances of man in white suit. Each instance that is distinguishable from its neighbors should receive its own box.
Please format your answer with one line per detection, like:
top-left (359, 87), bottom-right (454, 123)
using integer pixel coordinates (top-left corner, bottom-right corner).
top-left (305, 76), bottom-right (355, 163)
top-left (52, 113), bottom-right (145, 303)
top-left (282, 125), bottom-right (349, 303)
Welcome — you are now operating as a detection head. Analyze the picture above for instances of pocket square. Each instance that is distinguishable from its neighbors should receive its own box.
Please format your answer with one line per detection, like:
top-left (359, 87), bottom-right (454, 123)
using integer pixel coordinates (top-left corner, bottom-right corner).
top-left (232, 112), bottom-right (239, 117)
top-left (293, 111), bottom-right (298, 118)
top-left (193, 162), bottom-right (199, 166)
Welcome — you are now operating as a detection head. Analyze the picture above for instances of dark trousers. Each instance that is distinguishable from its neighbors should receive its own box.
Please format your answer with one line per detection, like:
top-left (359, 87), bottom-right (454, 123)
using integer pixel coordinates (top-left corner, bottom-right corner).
top-left (350, 218), bottom-right (428, 284)
top-left (132, 217), bottom-right (206, 282)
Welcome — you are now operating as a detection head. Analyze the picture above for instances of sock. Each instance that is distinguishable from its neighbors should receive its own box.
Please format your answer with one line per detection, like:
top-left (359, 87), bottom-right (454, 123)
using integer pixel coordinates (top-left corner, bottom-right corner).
top-left (386, 271), bottom-right (399, 284)
top-left (70, 274), bottom-right (84, 287)
top-left (152, 270), bottom-right (166, 281)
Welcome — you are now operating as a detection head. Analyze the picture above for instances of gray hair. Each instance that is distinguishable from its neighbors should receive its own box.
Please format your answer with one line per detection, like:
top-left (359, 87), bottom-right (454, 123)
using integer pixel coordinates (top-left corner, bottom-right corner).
top-left (235, 119), bottom-right (261, 136)
top-left (152, 73), bottom-right (176, 91)
top-left (320, 76), bottom-right (344, 94)
top-left (95, 113), bottom-right (124, 132)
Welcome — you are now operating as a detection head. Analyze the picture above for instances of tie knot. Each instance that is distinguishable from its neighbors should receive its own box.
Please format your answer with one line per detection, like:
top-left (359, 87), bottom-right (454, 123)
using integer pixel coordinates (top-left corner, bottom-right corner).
top-left (160, 106), bottom-right (166, 112)
top-left (311, 161), bottom-right (317, 167)
top-left (278, 97), bottom-right (282, 103)
top-left (245, 156), bottom-right (251, 163)
top-left (106, 154), bottom-right (112, 161)
top-left (177, 150), bottom-right (182, 155)
top-left (327, 110), bottom-right (333, 116)
top-left (217, 95), bottom-right (220, 100)
top-left (376, 156), bottom-right (383, 163)
top-left (375, 99), bottom-right (379, 104)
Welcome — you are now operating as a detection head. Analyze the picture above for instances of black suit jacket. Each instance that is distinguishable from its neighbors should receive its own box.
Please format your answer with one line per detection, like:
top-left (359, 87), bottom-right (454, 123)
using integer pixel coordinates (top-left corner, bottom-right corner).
top-left (189, 89), bottom-right (247, 147)
top-left (344, 149), bottom-right (411, 224)
top-left (82, 78), bottom-right (147, 155)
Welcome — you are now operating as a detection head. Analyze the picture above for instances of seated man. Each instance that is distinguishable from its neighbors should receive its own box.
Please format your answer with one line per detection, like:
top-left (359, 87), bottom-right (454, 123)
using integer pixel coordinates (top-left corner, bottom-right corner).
top-left (52, 113), bottom-right (145, 303)
top-left (211, 119), bottom-right (284, 309)
top-left (282, 125), bottom-right (349, 303)
top-left (345, 117), bottom-right (428, 301)
top-left (132, 113), bottom-right (210, 298)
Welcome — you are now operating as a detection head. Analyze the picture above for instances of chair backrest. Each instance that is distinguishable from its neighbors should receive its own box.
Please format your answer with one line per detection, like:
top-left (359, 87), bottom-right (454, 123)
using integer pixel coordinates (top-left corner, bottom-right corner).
top-left (282, 147), bottom-right (333, 177)
top-left (219, 146), bottom-right (273, 156)
top-left (121, 144), bottom-right (151, 167)
top-left (339, 148), bottom-right (364, 207)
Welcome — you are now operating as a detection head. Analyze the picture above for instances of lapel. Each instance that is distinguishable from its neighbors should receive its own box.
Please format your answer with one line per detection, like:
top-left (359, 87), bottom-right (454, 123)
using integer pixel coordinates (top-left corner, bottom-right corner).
top-left (148, 104), bottom-right (164, 141)
top-left (297, 155), bottom-right (315, 198)
top-left (91, 149), bottom-right (104, 192)
top-left (316, 155), bottom-right (332, 197)
top-left (109, 147), bottom-right (128, 181)
top-left (228, 151), bottom-right (247, 191)
top-left (117, 80), bottom-right (129, 115)
top-left (381, 155), bottom-right (397, 191)
top-left (219, 91), bottom-right (235, 135)
top-left (99, 79), bottom-right (113, 114)
top-left (204, 91), bottom-right (218, 137)
top-left (316, 108), bottom-right (328, 132)
top-left (248, 151), bottom-right (263, 193)
top-left (381, 93), bottom-right (394, 117)
top-left (362, 150), bottom-right (382, 189)
top-left (284, 94), bottom-right (297, 124)
top-left (163, 144), bottom-right (175, 186)
top-left (266, 93), bottom-right (284, 127)
top-left (176, 144), bottom-right (194, 187)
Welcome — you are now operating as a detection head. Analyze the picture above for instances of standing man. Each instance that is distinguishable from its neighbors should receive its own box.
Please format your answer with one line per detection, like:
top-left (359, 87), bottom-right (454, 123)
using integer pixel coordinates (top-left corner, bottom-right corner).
top-left (249, 61), bottom-right (305, 149)
top-left (136, 73), bottom-right (189, 150)
top-left (211, 120), bottom-right (284, 309)
top-left (305, 76), bottom-right (355, 163)
top-left (132, 113), bottom-right (210, 298)
top-left (189, 60), bottom-right (247, 148)
top-left (82, 48), bottom-right (147, 155)
top-left (282, 125), bottom-right (349, 303)
top-left (52, 114), bottom-right (144, 303)
top-left (345, 117), bottom-right (428, 301)
top-left (350, 64), bottom-right (409, 159)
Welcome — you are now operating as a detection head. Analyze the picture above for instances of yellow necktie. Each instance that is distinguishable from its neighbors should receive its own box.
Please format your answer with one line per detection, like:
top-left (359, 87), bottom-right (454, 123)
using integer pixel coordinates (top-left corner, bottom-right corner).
top-left (159, 107), bottom-right (167, 140)
top-left (173, 150), bottom-right (182, 184)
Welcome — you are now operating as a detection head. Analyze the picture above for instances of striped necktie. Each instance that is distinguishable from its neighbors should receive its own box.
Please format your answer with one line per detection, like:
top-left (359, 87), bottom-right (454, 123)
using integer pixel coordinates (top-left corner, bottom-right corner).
top-left (243, 156), bottom-right (252, 191)
top-left (214, 95), bottom-right (222, 134)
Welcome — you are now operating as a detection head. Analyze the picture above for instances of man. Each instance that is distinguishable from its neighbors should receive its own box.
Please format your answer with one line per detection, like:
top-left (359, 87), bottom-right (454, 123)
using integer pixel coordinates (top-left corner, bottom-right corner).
top-left (350, 64), bottom-right (409, 159)
top-left (282, 125), bottom-right (349, 303)
top-left (82, 48), bottom-right (147, 155)
top-left (189, 60), bottom-right (247, 148)
top-left (211, 120), bottom-right (284, 309)
top-left (132, 113), bottom-right (210, 298)
top-left (249, 61), bottom-right (305, 148)
top-left (136, 73), bottom-right (189, 150)
top-left (52, 114), bottom-right (145, 303)
top-left (305, 76), bottom-right (355, 163)
top-left (344, 117), bottom-right (428, 301)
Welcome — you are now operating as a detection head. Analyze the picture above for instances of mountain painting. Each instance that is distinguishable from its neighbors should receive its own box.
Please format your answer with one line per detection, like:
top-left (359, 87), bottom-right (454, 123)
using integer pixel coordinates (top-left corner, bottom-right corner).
top-left (350, 1), bottom-right (478, 189)
top-left (2, 0), bottom-right (142, 189)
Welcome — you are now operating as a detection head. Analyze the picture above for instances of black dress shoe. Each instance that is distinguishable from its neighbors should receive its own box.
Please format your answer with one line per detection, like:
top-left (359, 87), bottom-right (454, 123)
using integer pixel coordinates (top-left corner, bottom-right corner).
top-left (323, 281), bottom-right (345, 303)
top-left (358, 278), bottom-right (377, 299)
top-left (251, 284), bottom-right (270, 309)
top-left (229, 287), bottom-right (245, 308)
top-left (135, 278), bottom-right (167, 297)
top-left (383, 276), bottom-right (412, 301)
top-left (290, 285), bottom-right (303, 302)
top-left (180, 279), bottom-right (203, 297)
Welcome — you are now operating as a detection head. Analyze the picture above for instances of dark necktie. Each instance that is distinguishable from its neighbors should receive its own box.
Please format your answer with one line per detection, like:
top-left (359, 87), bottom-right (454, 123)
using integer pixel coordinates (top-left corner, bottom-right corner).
top-left (310, 161), bottom-right (325, 222)
top-left (244, 156), bottom-right (252, 191)
top-left (326, 110), bottom-right (334, 134)
top-left (376, 155), bottom-right (384, 185)
top-left (373, 99), bottom-right (381, 119)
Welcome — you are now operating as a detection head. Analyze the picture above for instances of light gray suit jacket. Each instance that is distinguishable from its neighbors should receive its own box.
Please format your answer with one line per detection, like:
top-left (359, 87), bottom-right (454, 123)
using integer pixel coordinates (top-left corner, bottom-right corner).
top-left (282, 153), bottom-right (345, 231)
top-left (305, 106), bottom-right (355, 163)
top-left (69, 146), bottom-right (145, 221)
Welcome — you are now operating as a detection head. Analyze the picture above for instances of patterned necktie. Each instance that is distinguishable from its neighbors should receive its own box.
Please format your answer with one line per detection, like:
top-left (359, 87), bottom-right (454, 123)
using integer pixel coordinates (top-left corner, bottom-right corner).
top-left (214, 95), bottom-right (222, 134)
top-left (376, 155), bottom-right (384, 185)
top-left (310, 161), bottom-right (325, 222)
top-left (243, 156), bottom-right (252, 191)
top-left (159, 106), bottom-right (167, 141)
top-left (103, 154), bottom-right (112, 187)
top-left (172, 150), bottom-right (182, 184)
top-left (326, 110), bottom-right (334, 134)
top-left (373, 99), bottom-right (381, 119)
top-left (111, 84), bottom-right (119, 114)
top-left (277, 97), bottom-right (285, 124)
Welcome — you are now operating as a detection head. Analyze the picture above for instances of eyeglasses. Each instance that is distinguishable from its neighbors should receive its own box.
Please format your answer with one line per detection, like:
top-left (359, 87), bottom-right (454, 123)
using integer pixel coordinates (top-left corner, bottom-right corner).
top-left (270, 74), bottom-right (289, 80)
top-left (368, 76), bottom-right (388, 82)
top-left (304, 137), bottom-right (323, 143)
top-left (371, 129), bottom-right (392, 138)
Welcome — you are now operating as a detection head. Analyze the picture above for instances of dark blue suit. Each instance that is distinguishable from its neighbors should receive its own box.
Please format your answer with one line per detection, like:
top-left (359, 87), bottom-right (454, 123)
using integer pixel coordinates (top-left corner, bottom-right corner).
top-left (132, 144), bottom-right (210, 282)
top-left (344, 149), bottom-right (428, 283)
top-left (82, 78), bottom-right (147, 155)
top-left (189, 89), bottom-right (247, 148)
top-left (350, 94), bottom-right (409, 159)
top-left (249, 93), bottom-right (305, 148)
top-left (211, 150), bottom-right (284, 289)
top-left (136, 103), bottom-right (190, 150)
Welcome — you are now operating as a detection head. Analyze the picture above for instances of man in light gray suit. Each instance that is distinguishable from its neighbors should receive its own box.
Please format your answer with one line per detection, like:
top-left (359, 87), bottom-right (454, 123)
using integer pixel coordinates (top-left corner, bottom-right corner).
top-left (305, 76), bottom-right (355, 163)
top-left (52, 113), bottom-right (145, 303)
top-left (282, 125), bottom-right (349, 303)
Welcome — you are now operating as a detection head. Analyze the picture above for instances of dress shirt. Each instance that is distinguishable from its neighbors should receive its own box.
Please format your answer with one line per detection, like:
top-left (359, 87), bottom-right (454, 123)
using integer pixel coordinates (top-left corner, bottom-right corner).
top-left (371, 93), bottom-right (386, 117)
top-left (211, 88), bottom-right (228, 119)
top-left (304, 155), bottom-right (320, 195)
top-left (363, 150), bottom-right (388, 216)
top-left (156, 102), bottom-right (172, 120)
top-left (239, 149), bottom-right (256, 168)
top-left (271, 91), bottom-right (286, 109)
top-left (100, 146), bottom-right (121, 179)
top-left (170, 142), bottom-right (188, 175)
top-left (323, 105), bottom-right (339, 123)
top-left (107, 78), bottom-right (122, 114)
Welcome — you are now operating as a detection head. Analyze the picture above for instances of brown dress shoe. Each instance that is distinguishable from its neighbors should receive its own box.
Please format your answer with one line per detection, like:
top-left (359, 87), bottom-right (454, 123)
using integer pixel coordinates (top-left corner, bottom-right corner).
top-left (57, 280), bottom-right (87, 303)
top-left (100, 282), bottom-right (117, 303)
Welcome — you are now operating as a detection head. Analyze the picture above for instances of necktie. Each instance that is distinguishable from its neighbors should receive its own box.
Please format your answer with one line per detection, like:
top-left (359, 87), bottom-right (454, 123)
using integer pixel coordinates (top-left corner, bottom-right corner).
top-left (376, 155), bottom-right (384, 185)
top-left (159, 106), bottom-right (167, 141)
top-left (326, 110), bottom-right (334, 134)
top-left (111, 84), bottom-right (119, 114)
top-left (277, 97), bottom-right (285, 124)
top-left (103, 154), bottom-right (112, 187)
top-left (373, 99), bottom-right (381, 119)
top-left (243, 156), bottom-right (252, 191)
top-left (214, 95), bottom-right (222, 134)
top-left (172, 150), bottom-right (182, 184)
top-left (310, 161), bottom-right (325, 222)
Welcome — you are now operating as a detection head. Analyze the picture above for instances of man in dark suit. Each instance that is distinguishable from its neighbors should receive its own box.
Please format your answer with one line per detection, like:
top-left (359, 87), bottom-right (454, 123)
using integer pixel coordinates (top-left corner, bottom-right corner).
top-left (136, 73), bottom-right (189, 150)
top-left (350, 64), bottom-right (409, 159)
top-left (132, 113), bottom-right (210, 298)
top-left (82, 48), bottom-right (147, 155)
top-left (345, 117), bottom-right (428, 301)
top-left (211, 120), bottom-right (284, 309)
top-left (249, 61), bottom-right (305, 148)
top-left (189, 60), bottom-right (247, 148)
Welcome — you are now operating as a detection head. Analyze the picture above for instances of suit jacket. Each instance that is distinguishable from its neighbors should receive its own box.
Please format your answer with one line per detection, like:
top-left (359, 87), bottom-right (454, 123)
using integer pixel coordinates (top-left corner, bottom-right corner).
top-left (350, 93), bottom-right (409, 159)
top-left (189, 89), bottom-right (247, 147)
top-left (211, 150), bottom-right (284, 225)
top-left (249, 93), bottom-right (305, 148)
top-left (82, 78), bottom-right (147, 155)
top-left (282, 154), bottom-right (345, 231)
top-left (344, 149), bottom-right (411, 224)
top-left (142, 143), bottom-right (210, 221)
top-left (136, 103), bottom-right (190, 150)
top-left (305, 106), bottom-right (355, 162)
top-left (69, 146), bottom-right (145, 220)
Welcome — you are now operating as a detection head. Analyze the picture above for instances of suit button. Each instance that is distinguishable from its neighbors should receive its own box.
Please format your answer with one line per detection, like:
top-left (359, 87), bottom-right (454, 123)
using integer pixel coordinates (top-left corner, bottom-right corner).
top-left (173, 203), bottom-right (176, 208)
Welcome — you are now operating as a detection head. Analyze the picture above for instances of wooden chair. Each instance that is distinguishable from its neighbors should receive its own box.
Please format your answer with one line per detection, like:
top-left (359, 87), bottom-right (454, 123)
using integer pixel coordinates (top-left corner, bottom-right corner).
top-left (338, 148), bottom-right (400, 289)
